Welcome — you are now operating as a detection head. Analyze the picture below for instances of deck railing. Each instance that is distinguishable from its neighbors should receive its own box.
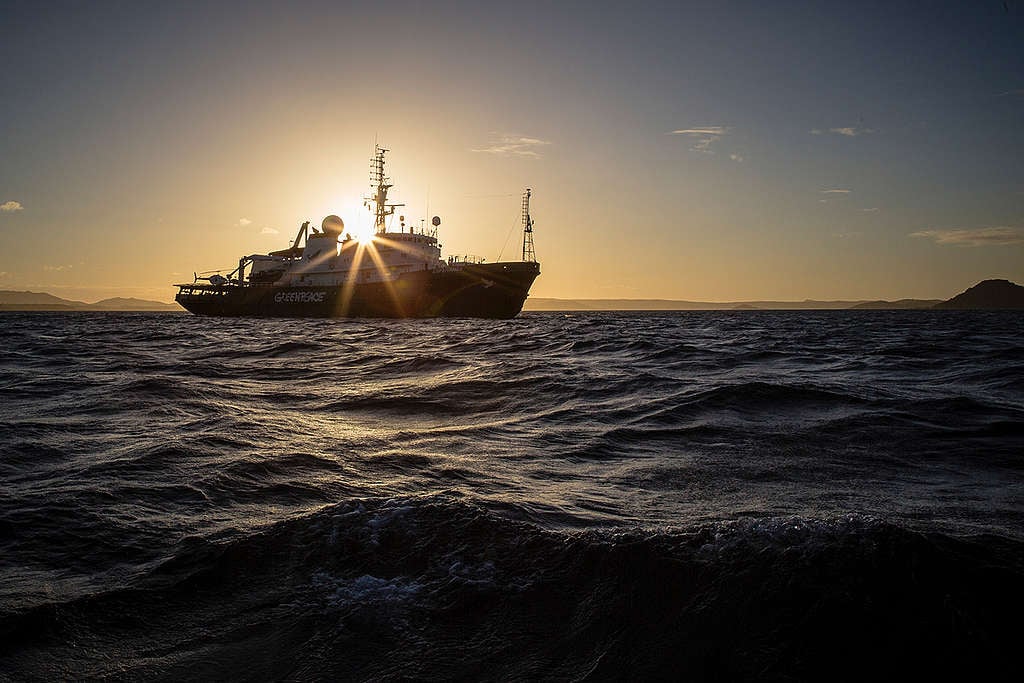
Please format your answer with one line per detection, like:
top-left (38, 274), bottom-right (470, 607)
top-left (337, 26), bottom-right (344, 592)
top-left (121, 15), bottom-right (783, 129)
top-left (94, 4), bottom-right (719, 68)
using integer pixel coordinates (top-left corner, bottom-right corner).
top-left (447, 255), bottom-right (486, 265)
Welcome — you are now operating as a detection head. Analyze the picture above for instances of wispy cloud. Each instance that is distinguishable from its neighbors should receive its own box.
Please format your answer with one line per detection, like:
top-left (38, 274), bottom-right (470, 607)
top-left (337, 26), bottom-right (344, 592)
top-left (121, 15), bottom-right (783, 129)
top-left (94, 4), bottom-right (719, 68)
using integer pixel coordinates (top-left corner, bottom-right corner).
top-left (1, 200), bottom-right (24, 212)
top-left (818, 189), bottom-right (851, 203)
top-left (862, 207), bottom-right (879, 212)
top-left (471, 134), bottom-right (551, 158)
top-left (811, 127), bottom-right (874, 136)
top-left (729, 153), bottom-right (744, 163)
top-left (237, 218), bottom-right (252, 227)
top-left (43, 264), bottom-right (73, 271)
top-left (671, 127), bottom-right (728, 136)
top-left (997, 88), bottom-right (1024, 97)
top-left (260, 227), bottom-right (279, 235)
top-left (670, 126), bottom-right (730, 153)
top-left (911, 226), bottom-right (1024, 247)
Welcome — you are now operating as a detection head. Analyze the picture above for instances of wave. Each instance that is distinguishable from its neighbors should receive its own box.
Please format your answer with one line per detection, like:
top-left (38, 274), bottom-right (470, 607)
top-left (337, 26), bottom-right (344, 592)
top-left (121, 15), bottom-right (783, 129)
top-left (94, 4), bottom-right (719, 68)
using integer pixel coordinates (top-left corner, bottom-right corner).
top-left (2, 497), bottom-right (1021, 680)
top-left (2, 310), bottom-right (1023, 680)
top-left (185, 340), bottom-right (328, 360)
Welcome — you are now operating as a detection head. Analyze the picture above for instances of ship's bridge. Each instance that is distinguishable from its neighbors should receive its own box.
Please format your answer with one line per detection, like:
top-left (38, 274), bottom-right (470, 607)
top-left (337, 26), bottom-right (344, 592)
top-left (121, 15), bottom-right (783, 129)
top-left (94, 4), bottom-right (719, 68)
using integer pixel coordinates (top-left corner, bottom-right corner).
top-left (357, 229), bottom-right (442, 270)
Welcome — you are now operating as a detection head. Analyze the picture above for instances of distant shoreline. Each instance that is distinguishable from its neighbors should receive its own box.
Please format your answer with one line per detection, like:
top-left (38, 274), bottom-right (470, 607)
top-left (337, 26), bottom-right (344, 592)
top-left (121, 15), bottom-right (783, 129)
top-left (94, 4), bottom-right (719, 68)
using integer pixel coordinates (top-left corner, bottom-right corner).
top-left (523, 298), bottom-right (942, 311)
top-left (3, 278), bottom-right (1021, 312)
top-left (0, 296), bottom-right (937, 311)
top-left (0, 306), bottom-right (187, 312)
top-left (525, 279), bottom-right (1023, 311)
top-left (0, 291), bottom-right (180, 312)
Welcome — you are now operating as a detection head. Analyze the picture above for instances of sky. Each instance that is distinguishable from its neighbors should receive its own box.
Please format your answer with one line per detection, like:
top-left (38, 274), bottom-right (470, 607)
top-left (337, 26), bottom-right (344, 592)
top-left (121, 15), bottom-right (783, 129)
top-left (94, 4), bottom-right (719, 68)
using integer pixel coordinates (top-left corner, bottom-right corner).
top-left (1, 0), bottom-right (1022, 303)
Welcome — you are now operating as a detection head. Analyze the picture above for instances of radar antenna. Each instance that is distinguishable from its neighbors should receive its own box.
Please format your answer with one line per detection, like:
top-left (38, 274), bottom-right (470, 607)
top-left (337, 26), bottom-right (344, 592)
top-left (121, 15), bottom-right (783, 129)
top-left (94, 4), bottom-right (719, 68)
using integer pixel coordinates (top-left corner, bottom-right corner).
top-left (521, 188), bottom-right (536, 262)
top-left (365, 145), bottom-right (404, 234)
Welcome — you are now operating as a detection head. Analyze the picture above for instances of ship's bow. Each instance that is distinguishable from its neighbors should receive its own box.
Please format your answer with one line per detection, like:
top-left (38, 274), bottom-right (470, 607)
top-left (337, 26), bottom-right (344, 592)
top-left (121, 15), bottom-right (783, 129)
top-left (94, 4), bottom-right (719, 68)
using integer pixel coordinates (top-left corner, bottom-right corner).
top-left (433, 261), bottom-right (540, 318)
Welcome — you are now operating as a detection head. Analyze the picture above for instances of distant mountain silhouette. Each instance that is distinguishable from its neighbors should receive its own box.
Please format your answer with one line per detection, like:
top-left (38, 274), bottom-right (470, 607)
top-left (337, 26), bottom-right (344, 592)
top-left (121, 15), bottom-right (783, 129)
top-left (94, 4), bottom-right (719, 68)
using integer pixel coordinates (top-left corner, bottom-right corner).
top-left (90, 297), bottom-right (179, 311)
top-left (933, 279), bottom-right (1024, 310)
top-left (851, 299), bottom-right (941, 310)
top-left (0, 290), bottom-right (178, 311)
top-left (0, 290), bottom-right (88, 308)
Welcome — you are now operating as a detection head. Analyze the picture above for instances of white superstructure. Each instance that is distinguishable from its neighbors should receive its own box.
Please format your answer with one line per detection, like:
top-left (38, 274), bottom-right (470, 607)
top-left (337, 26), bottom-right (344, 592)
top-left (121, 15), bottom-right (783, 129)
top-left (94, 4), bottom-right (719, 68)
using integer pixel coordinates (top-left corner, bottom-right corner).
top-left (191, 145), bottom-right (532, 291)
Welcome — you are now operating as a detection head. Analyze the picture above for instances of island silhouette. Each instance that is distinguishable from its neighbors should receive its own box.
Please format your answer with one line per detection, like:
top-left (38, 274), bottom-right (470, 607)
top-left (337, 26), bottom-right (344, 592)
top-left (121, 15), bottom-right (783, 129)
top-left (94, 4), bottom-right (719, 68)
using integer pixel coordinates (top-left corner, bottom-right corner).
top-left (932, 279), bottom-right (1024, 310)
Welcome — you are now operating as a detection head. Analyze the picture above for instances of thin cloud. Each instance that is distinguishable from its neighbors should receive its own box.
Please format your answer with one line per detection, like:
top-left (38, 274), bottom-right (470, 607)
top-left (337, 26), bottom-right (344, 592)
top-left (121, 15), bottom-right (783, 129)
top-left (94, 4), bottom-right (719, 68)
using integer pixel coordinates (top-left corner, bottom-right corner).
top-left (862, 207), bottom-right (880, 212)
top-left (810, 127), bottom-right (874, 137)
top-left (729, 153), bottom-right (744, 162)
top-left (43, 264), bottom-right (73, 271)
top-left (1, 200), bottom-right (24, 212)
top-left (998, 88), bottom-right (1024, 97)
top-left (819, 189), bottom-right (851, 203)
top-left (911, 226), bottom-right (1024, 247)
top-left (237, 218), bottom-right (252, 227)
top-left (670, 126), bottom-right (730, 153)
top-left (671, 127), bottom-right (728, 136)
top-left (471, 134), bottom-right (551, 158)
top-left (261, 227), bottom-right (280, 235)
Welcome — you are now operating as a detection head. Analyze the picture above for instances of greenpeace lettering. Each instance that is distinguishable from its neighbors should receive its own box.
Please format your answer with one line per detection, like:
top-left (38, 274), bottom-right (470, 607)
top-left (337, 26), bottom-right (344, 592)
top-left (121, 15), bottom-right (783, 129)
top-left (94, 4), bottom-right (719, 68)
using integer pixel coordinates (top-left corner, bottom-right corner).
top-left (274, 291), bottom-right (327, 304)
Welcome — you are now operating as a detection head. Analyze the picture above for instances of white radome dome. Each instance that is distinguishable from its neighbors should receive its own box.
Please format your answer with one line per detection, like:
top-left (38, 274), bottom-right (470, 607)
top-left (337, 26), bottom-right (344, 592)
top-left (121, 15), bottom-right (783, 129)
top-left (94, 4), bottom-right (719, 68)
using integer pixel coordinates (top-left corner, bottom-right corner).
top-left (322, 215), bottom-right (345, 233)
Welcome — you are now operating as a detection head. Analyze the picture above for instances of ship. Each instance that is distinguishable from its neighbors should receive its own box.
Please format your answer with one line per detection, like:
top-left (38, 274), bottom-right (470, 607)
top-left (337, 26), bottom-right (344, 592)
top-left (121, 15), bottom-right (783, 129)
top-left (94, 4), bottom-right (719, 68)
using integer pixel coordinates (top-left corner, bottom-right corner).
top-left (175, 146), bottom-right (540, 318)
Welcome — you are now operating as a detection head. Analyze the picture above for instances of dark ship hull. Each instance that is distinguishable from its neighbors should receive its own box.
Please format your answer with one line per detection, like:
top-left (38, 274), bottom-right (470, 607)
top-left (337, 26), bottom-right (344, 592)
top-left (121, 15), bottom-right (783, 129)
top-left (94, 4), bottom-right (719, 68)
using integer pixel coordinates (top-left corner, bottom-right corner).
top-left (176, 262), bottom-right (540, 319)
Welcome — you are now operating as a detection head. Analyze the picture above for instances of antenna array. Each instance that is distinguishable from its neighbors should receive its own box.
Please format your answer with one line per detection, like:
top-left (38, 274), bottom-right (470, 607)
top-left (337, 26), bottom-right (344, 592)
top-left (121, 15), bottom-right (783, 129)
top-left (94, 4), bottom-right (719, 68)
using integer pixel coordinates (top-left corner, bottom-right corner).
top-left (366, 145), bottom-right (404, 233)
top-left (521, 189), bottom-right (536, 262)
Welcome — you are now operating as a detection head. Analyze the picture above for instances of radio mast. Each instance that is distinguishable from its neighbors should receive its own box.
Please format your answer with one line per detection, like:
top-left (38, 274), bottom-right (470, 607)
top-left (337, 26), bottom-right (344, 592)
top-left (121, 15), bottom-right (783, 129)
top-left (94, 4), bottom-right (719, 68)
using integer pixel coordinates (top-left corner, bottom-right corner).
top-left (521, 188), bottom-right (536, 262)
top-left (366, 145), bottom-right (404, 233)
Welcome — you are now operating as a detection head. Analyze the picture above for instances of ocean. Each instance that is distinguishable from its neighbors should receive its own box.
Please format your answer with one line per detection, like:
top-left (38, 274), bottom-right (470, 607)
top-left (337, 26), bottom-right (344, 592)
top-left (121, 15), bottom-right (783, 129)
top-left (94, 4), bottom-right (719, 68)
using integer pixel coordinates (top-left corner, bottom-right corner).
top-left (1, 310), bottom-right (1022, 680)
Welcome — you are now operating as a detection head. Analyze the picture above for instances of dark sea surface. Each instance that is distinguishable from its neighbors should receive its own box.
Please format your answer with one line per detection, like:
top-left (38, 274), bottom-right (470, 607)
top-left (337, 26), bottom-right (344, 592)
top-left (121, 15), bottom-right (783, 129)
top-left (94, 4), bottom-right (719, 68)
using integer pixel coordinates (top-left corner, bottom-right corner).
top-left (1, 310), bottom-right (1022, 681)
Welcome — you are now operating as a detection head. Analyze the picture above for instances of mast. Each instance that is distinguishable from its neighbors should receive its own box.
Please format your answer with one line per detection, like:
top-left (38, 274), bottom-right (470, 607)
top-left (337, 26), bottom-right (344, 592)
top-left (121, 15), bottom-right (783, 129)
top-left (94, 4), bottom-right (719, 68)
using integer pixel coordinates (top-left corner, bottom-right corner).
top-left (521, 188), bottom-right (536, 262)
top-left (366, 145), bottom-right (404, 234)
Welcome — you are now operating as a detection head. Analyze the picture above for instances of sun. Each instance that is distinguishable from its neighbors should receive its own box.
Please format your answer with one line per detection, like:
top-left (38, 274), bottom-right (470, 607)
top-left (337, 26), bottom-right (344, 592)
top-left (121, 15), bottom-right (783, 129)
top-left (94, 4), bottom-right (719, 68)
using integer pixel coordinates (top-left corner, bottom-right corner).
top-left (352, 223), bottom-right (376, 244)
top-left (322, 197), bottom-right (376, 245)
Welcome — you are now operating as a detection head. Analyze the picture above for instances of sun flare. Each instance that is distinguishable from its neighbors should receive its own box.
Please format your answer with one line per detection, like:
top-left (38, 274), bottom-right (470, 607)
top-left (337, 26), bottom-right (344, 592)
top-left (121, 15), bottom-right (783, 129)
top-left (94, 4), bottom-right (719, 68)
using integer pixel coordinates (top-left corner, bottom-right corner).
top-left (352, 223), bottom-right (376, 244)
top-left (322, 197), bottom-right (377, 246)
